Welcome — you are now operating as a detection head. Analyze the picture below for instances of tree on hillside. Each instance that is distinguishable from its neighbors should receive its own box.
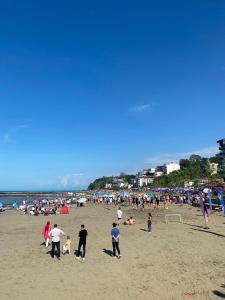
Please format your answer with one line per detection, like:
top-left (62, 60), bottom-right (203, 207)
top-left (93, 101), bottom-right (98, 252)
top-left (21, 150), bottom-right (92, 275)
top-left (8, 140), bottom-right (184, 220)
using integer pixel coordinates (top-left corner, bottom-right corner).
top-left (189, 154), bottom-right (202, 163)
top-left (180, 159), bottom-right (191, 169)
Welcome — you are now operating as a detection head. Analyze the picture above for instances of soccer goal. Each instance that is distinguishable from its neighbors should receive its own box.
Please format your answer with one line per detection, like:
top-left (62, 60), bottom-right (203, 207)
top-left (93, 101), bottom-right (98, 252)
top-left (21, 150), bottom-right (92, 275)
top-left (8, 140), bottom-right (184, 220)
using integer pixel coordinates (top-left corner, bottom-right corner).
top-left (165, 214), bottom-right (183, 224)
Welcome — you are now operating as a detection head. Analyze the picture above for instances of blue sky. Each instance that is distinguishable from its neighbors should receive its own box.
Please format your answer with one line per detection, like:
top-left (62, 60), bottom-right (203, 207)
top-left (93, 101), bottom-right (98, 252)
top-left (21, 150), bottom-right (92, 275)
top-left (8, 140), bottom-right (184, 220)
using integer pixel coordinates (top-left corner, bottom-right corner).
top-left (0, 0), bottom-right (225, 190)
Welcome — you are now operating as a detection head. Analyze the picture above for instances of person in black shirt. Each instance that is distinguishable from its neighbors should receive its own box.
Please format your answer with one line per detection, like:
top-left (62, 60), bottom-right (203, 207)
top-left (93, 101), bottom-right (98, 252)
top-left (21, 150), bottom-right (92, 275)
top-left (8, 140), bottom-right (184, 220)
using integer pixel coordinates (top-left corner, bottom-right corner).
top-left (76, 224), bottom-right (88, 261)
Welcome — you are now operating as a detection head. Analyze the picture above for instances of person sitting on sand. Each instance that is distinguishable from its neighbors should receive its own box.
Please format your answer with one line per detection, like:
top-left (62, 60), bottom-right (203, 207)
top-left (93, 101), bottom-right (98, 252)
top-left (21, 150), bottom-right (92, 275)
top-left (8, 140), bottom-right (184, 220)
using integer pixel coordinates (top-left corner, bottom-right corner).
top-left (123, 218), bottom-right (130, 225)
top-left (62, 236), bottom-right (72, 254)
top-left (123, 217), bottom-right (136, 225)
top-left (129, 216), bottom-right (135, 225)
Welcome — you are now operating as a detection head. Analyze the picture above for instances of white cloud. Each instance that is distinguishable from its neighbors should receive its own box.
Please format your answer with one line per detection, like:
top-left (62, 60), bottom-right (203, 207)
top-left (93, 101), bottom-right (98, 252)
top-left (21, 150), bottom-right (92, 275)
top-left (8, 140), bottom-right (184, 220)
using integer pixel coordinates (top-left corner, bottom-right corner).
top-left (1, 125), bottom-right (28, 144)
top-left (130, 104), bottom-right (152, 113)
top-left (145, 146), bottom-right (218, 166)
top-left (58, 174), bottom-right (85, 188)
top-left (72, 173), bottom-right (84, 176)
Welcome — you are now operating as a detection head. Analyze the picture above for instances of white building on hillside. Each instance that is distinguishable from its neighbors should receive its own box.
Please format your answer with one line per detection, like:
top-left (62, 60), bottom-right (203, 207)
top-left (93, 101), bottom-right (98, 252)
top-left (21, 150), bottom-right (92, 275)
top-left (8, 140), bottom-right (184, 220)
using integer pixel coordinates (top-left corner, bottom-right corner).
top-left (210, 163), bottom-right (218, 175)
top-left (164, 162), bottom-right (180, 175)
top-left (105, 183), bottom-right (112, 189)
top-left (138, 176), bottom-right (154, 187)
top-left (112, 178), bottom-right (125, 188)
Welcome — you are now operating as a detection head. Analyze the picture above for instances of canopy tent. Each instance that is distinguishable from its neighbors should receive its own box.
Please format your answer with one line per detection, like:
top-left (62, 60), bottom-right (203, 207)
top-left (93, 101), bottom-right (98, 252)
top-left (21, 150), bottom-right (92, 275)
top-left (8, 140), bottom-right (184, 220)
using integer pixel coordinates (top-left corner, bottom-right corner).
top-left (60, 206), bottom-right (69, 214)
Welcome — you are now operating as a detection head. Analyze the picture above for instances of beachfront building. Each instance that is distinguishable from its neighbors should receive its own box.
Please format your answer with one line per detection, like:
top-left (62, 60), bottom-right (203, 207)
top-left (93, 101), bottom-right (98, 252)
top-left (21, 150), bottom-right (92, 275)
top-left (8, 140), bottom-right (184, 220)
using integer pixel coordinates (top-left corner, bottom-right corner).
top-left (105, 183), bottom-right (112, 189)
top-left (137, 168), bottom-right (155, 177)
top-left (217, 139), bottom-right (225, 179)
top-left (209, 163), bottom-right (218, 175)
top-left (163, 162), bottom-right (180, 175)
top-left (129, 178), bottom-right (137, 187)
top-left (184, 180), bottom-right (194, 188)
top-left (112, 178), bottom-right (125, 189)
top-left (138, 175), bottom-right (154, 187)
top-left (154, 166), bottom-right (164, 177)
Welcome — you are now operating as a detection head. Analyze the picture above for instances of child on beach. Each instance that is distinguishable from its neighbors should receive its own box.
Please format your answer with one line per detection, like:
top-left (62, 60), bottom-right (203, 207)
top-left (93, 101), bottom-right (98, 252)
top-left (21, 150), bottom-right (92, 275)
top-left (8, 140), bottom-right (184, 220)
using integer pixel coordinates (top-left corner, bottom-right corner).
top-left (42, 221), bottom-right (52, 247)
top-left (62, 236), bottom-right (72, 254)
top-left (147, 213), bottom-right (152, 233)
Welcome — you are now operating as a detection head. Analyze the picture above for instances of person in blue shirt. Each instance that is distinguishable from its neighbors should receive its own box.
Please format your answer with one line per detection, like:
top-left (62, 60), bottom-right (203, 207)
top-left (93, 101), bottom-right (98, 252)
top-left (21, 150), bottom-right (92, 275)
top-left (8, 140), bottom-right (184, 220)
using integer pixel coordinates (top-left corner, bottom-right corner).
top-left (111, 223), bottom-right (121, 258)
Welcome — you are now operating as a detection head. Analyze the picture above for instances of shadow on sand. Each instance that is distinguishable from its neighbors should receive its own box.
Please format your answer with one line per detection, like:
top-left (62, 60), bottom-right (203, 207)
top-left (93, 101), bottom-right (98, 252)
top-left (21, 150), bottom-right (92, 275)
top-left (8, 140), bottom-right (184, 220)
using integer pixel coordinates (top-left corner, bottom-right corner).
top-left (191, 228), bottom-right (225, 238)
top-left (102, 248), bottom-right (113, 257)
top-left (212, 285), bottom-right (225, 298)
top-left (46, 250), bottom-right (52, 255)
top-left (184, 223), bottom-right (207, 229)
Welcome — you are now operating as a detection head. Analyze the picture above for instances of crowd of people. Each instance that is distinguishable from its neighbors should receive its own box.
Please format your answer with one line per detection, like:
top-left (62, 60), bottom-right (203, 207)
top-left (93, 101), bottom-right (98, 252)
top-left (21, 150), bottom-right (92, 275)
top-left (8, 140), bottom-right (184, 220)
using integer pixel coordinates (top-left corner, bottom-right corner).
top-left (20, 199), bottom-right (70, 216)
top-left (92, 190), bottom-right (216, 212)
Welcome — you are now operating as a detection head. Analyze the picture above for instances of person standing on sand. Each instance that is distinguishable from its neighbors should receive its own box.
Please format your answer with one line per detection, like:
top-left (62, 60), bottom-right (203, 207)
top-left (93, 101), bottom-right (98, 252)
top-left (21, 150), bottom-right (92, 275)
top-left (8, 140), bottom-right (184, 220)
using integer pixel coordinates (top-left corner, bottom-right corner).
top-left (76, 224), bottom-right (88, 261)
top-left (42, 221), bottom-right (52, 247)
top-left (48, 224), bottom-right (65, 260)
top-left (111, 223), bottom-right (121, 259)
top-left (147, 213), bottom-right (152, 233)
top-left (203, 201), bottom-right (210, 229)
top-left (117, 207), bottom-right (123, 225)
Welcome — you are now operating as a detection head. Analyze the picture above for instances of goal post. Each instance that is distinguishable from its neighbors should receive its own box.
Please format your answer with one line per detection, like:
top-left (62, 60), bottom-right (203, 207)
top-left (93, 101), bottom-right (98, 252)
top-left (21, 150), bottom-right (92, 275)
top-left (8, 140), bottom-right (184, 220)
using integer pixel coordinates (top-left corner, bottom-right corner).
top-left (165, 214), bottom-right (183, 224)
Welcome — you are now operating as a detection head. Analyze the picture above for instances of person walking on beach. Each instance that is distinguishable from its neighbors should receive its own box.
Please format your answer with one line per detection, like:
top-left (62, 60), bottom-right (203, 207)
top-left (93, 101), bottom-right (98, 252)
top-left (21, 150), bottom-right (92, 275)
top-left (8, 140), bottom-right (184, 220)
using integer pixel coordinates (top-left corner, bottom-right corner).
top-left (48, 224), bottom-right (65, 260)
top-left (117, 207), bottom-right (123, 225)
top-left (76, 224), bottom-right (88, 261)
top-left (147, 213), bottom-right (152, 233)
top-left (111, 223), bottom-right (121, 259)
top-left (203, 201), bottom-right (210, 229)
top-left (42, 221), bottom-right (52, 247)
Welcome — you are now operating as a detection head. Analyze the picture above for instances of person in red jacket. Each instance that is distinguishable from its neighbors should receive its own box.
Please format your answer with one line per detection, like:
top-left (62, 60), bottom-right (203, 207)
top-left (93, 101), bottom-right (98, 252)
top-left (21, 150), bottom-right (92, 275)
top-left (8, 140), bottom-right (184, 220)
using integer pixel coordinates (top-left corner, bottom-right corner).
top-left (42, 221), bottom-right (52, 247)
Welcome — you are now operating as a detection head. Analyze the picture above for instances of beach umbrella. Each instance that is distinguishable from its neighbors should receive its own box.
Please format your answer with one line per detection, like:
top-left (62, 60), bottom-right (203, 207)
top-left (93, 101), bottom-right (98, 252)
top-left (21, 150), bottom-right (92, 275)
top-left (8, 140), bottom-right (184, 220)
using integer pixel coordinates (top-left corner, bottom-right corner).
top-left (203, 188), bottom-right (210, 194)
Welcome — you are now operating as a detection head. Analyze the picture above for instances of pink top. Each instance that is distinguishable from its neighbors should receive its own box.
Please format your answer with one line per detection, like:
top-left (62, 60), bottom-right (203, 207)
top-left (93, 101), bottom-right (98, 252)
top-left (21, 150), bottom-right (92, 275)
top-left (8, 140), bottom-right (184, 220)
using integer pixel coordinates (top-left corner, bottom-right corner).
top-left (42, 223), bottom-right (52, 239)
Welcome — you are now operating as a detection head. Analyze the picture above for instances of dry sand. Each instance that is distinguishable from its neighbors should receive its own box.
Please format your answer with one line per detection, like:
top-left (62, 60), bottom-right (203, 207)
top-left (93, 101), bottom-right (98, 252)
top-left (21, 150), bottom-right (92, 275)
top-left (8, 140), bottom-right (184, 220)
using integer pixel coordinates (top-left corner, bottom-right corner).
top-left (0, 204), bottom-right (225, 300)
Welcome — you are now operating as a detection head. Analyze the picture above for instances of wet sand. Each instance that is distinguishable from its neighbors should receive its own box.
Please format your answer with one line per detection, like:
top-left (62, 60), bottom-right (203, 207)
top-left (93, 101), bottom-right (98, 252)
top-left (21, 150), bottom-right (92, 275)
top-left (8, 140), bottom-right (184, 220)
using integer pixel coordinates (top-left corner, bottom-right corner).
top-left (0, 204), bottom-right (225, 300)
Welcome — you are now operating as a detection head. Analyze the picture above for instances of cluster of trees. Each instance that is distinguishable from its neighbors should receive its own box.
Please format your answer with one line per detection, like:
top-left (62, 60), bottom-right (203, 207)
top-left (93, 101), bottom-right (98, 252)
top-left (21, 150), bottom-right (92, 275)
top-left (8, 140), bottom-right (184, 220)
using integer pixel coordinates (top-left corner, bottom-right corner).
top-left (150, 154), bottom-right (222, 188)
top-left (88, 176), bottom-right (113, 190)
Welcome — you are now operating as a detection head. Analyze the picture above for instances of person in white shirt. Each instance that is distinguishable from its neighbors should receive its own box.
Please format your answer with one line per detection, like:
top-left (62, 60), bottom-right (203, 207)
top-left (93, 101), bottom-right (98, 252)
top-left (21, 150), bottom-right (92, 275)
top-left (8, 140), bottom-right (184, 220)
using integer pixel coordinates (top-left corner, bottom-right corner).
top-left (117, 207), bottom-right (123, 225)
top-left (48, 224), bottom-right (65, 259)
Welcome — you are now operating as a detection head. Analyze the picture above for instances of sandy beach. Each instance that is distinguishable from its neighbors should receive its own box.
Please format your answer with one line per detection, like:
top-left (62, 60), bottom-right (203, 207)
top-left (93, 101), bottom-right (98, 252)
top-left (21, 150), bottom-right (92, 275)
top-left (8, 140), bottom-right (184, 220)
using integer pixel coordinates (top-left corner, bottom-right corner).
top-left (0, 204), bottom-right (225, 300)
